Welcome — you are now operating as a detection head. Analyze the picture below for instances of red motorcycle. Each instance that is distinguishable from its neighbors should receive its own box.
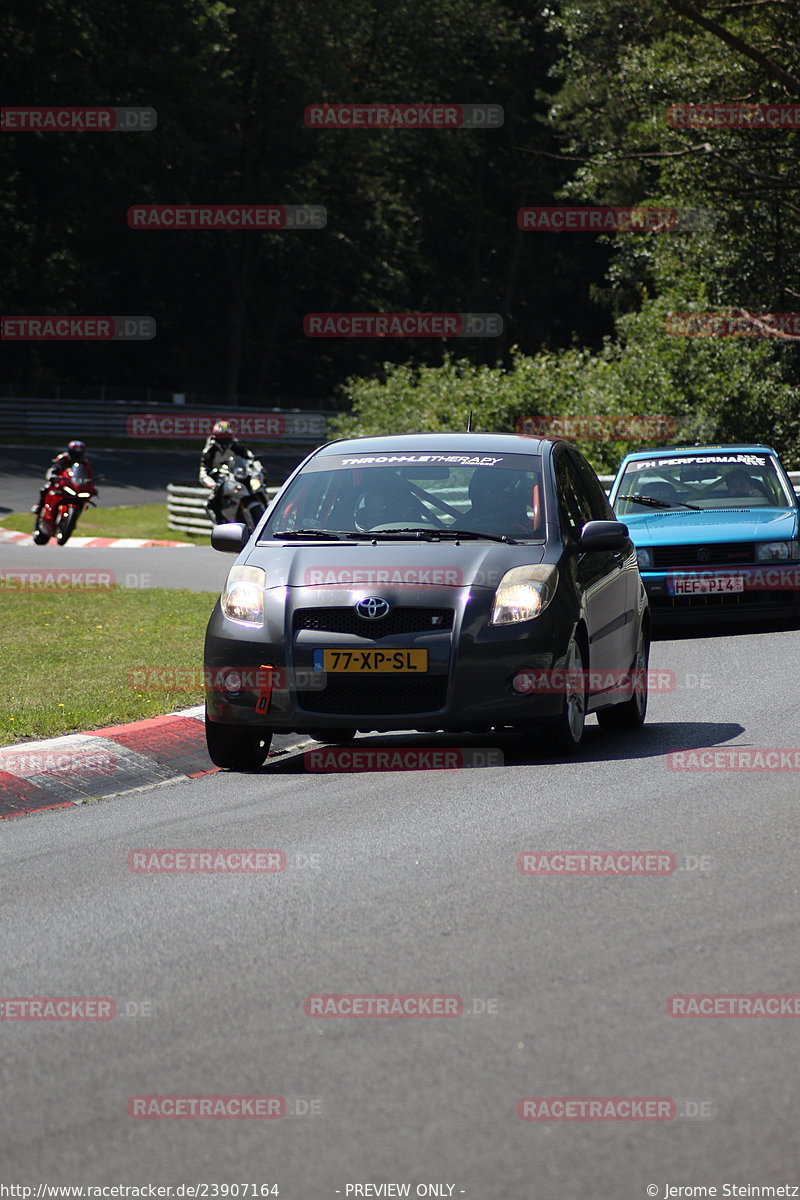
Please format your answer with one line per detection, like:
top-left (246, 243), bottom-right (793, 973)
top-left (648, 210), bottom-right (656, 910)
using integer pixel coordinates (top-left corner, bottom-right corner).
top-left (33, 463), bottom-right (98, 545)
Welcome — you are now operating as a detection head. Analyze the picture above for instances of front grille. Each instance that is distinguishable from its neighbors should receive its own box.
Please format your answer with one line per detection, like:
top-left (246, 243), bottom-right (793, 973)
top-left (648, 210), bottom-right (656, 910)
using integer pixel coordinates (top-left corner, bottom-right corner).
top-left (294, 606), bottom-right (454, 639)
top-left (652, 542), bottom-right (756, 569)
top-left (297, 675), bottom-right (448, 714)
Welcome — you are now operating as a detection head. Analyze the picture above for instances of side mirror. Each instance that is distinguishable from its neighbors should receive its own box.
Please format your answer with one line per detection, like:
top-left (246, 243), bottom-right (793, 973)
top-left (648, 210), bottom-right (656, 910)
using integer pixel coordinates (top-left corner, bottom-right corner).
top-left (579, 519), bottom-right (629, 552)
top-left (211, 522), bottom-right (249, 553)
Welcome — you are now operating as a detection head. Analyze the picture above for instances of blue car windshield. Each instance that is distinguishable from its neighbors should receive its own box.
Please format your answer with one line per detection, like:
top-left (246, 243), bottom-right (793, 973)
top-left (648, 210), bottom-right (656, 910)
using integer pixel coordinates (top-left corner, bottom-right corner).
top-left (262, 455), bottom-right (547, 540)
top-left (614, 452), bottom-right (794, 514)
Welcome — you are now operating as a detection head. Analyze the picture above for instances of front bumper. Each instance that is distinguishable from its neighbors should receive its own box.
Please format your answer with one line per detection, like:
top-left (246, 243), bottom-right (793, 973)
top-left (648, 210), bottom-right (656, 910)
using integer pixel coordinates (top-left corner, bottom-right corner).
top-left (204, 585), bottom-right (576, 732)
top-left (642, 563), bottom-right (800, 619)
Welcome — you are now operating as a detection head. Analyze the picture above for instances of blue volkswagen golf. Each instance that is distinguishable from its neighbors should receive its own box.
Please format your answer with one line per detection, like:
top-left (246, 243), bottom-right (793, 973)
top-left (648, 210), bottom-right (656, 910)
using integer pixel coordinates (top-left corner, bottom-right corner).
top-left (609, 444), bottom-right (800, 621)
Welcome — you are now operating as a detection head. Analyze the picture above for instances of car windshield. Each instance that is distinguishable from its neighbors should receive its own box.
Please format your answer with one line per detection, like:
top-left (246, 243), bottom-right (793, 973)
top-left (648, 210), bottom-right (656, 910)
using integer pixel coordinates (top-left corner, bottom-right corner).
top-left (614, 452), bottom-right (794, 514)
top-left (261, 451), bottom-right (547, 541)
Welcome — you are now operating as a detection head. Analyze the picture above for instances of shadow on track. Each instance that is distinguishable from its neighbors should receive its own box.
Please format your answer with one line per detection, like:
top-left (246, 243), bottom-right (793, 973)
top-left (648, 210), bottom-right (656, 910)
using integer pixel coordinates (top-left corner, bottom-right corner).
top-left (252, 719), bottom-right (745, 776)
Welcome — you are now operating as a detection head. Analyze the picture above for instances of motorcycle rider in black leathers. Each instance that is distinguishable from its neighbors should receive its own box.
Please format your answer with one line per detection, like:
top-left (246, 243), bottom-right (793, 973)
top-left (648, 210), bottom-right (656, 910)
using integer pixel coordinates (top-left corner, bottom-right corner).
top-left (199, 420), bottom-right (258, 523)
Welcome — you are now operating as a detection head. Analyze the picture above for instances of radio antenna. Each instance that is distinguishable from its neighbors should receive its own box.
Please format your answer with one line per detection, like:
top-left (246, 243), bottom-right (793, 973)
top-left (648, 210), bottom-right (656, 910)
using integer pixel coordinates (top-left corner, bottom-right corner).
top-left (466, 410), bottom-right (473, 432)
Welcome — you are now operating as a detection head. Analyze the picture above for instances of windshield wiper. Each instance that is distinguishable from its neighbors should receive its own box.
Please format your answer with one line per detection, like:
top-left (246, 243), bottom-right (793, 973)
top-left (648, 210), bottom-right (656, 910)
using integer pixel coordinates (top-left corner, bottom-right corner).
top-left (618, 493), bottom-right (701, 511)
top-left (269, 528), bottom-right (346, 539)
top-left (347, 526), bottom-right (519, 545)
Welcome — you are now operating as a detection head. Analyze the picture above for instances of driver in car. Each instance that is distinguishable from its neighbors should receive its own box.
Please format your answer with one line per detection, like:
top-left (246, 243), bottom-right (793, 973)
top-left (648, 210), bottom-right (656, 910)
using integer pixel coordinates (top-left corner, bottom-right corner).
top-left (354, 471), bottom-right (428, 529)
top-left (724, 467), bottom-right (766, 499)
top-left (464, 470), bottom-right (534, 537)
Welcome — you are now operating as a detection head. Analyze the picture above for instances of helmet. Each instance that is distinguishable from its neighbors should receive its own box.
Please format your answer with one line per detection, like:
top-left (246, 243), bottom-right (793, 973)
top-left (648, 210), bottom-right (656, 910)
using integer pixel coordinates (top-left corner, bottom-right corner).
top-left (212, 420), bottom-right (233, 444)
top-left (67, 440), bottom-right (86, 463)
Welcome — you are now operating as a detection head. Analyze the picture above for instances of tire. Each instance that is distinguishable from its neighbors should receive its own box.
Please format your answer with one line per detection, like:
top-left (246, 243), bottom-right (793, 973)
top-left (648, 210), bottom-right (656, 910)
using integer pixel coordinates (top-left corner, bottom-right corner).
top-left (205, 713), bottom-right (272, 769)
top-left (33, 527), bottom-right (50, 545)
top-left (596, 621), bottom-right (649, 731)
top-left (56, 507), bottom-right (79, 546)
top-left (550, 632), bottom-right (588, 754)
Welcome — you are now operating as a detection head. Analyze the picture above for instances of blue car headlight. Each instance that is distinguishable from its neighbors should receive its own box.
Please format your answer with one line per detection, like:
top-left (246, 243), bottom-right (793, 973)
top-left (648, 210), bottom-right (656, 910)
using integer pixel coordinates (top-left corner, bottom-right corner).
top-left (756, 540), bottom-right (799, 562)
top-left (221, 565), bottom-right (266, 626)
top-left (491, 565), bottom-right (558, 625)
top-left (635, 547), bottom-right (653, 570)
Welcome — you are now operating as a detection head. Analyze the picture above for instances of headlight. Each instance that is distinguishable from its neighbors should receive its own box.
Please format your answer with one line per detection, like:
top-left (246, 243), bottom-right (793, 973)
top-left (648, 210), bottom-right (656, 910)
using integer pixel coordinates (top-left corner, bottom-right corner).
top-left (221, 565), bottom-right (265, 626)
top-left (250, 477), bottom-right (260, 492)
top-left (490, 565), bottom-right (558, 625)
top-left (635, 547), bottom-right (653, 570)
top-left (756, 540), bottom-right (799, 562)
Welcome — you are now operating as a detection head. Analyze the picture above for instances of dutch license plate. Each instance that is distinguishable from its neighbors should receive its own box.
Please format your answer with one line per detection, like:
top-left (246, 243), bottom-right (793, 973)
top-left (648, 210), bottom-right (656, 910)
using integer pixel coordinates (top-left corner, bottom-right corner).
top-left (667, 575), bottom-right (744, 595)
top-left (313, 648), bottom-right (428, 673)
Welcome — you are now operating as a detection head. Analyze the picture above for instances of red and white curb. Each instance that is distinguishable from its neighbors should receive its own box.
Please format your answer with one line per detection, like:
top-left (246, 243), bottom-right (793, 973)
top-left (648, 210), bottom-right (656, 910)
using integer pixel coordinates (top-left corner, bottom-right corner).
top-left (0, 527), bottom-right (194, 547)
top-left (0, 708), bottom-right (307, 820)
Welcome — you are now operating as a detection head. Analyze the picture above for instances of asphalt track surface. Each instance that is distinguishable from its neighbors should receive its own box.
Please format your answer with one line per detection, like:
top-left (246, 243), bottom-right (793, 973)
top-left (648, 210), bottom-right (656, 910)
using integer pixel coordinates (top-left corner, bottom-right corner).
top-left (2, 621), bottom-right (799, 1195)
top-left (0, 543), bottom-right (231, 591)
top-left (0, 445), bottom-right (296, 513)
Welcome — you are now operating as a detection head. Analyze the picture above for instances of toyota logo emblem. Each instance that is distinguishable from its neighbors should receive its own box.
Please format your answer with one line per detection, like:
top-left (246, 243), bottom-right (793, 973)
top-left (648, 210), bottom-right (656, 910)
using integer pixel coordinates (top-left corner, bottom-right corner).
top-left (355, 597), bottom-right (390, 620)
top-left (696, 546), bottom-right (712, 562)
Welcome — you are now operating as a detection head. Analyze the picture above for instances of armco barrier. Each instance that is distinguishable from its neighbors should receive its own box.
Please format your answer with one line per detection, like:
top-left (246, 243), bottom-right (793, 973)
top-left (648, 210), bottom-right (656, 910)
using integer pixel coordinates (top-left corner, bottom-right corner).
top-left (167, 484), bottom-right (280, 535)
top-left (0, 397), bottom-right (333, 447)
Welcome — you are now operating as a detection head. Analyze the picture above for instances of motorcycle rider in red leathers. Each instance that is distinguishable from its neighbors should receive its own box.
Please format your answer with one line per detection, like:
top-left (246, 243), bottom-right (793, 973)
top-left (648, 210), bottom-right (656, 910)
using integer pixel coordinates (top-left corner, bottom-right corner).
top-left (32, 441), bottom-right (94, 518)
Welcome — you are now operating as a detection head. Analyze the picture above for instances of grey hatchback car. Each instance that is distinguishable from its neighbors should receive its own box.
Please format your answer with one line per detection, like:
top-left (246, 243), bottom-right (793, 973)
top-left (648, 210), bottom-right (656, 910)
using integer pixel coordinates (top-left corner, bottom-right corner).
top-left (204, 433), bottom-right (649, 768)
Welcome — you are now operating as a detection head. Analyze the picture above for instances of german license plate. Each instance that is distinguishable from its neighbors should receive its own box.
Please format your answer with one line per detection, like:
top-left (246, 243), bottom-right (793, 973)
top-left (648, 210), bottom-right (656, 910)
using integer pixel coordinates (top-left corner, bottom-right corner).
top-left (313, 648), bottom-right (428, 673)
top-left (667, 575), bottom-right (744, 595)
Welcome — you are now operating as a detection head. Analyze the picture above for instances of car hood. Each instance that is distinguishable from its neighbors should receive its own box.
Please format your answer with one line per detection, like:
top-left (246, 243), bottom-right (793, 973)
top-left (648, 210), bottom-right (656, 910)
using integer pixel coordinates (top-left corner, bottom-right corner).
top-left (620, 507), bottom-right (798, 546)
top-left (245, 539), bottom-right (547, 589)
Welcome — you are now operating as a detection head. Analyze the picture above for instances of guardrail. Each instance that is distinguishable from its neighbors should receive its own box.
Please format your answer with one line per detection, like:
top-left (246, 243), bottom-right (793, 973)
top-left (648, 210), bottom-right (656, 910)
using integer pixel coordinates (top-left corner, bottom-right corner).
top-left (167, 484), bottom-right (281, 535)
top-left (0, 397), bottom-right (333, 446)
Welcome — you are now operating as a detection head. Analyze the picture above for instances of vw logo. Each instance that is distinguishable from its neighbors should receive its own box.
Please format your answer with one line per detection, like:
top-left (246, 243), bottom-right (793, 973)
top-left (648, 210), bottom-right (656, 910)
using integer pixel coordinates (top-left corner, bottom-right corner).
top-left (696, 546), bottom-right (712, 562)
top-left (355, 597), bottom-right (390, 620)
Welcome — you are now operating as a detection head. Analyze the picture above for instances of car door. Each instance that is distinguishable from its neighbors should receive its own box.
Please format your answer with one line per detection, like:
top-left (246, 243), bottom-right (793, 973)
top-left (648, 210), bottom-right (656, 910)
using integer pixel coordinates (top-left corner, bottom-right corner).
top-left (570, 448), bottom-right (638, 672)
top-left (553, 448), bottom-right (628, 676)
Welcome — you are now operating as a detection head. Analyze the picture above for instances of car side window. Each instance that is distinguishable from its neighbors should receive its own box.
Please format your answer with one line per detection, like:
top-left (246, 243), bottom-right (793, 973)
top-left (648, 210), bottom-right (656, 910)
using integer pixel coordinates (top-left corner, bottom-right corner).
top-left (570, 450), bottom-right (614, 520)
top-left (555, 452), bottom-right (594, 538)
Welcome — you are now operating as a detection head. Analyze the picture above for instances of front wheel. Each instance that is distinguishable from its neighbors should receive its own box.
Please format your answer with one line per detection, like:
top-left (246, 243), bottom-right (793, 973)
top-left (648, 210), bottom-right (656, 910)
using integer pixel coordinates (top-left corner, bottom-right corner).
top-left (33, 525), bottom-right (50, 545)
top-left (56, 507), bottom-right (79, 545)
top-left (550, 633), bottom-right (587, 754)
top-left (205, 713), bottom-right (272, 769)
top-left (596, 622), bottom-right (649, 730)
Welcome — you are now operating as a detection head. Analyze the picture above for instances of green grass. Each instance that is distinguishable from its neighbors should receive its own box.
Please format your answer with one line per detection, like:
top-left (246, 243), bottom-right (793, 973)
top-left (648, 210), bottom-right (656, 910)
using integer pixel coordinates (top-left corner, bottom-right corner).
top-left (1, 503), bottom-right (209, 544)
top-left (0, 588), bottom-right (219, 746)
